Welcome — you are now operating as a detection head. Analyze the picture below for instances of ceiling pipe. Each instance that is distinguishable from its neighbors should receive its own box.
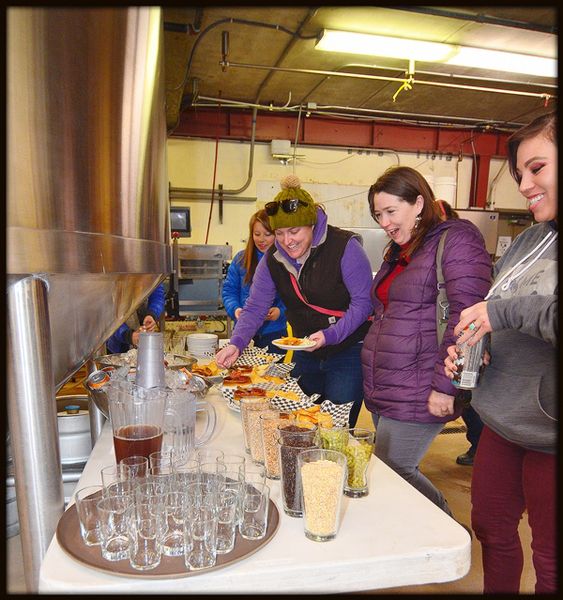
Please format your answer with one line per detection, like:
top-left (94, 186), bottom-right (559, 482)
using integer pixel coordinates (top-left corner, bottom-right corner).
top-left (220, 60), bottom-right (556, 102)
top-left (192, 96), bottom-right (525, 130)
top-left (253, 8), bottom-right (317, 104)
top-left (301, 61), bottom-right (556, 107)
top-left (169, 106), bottom-right (258, 198)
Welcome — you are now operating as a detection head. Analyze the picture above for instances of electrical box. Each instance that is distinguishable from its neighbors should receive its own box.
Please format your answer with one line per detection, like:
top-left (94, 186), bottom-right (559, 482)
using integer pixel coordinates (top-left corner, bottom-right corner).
top-left (271, 139), bottom-right (291, 156)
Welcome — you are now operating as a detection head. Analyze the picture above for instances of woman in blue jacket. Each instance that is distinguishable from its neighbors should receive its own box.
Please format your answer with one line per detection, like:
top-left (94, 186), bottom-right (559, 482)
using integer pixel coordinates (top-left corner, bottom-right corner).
top-left (107, 283), bottom-right (165, 354)
top-left (222, 209), bottom-right (287, 353)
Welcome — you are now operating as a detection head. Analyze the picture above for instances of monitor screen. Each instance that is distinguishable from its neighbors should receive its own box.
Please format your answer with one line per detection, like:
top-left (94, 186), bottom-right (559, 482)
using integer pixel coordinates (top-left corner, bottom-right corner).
top-left (170, 208), bottom-right (191, 234)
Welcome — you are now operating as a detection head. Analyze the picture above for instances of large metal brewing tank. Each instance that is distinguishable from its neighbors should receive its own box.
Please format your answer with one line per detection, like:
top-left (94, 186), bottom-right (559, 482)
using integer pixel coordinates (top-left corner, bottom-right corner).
top-left (7, 7), bottom-right (170, 591)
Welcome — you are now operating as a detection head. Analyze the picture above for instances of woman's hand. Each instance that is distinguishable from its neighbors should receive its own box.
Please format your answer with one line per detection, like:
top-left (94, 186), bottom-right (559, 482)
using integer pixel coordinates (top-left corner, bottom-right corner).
top-left (454, 301), bottom-right (492, 345)
top-left (215, 344), bottom-right (241, 368)
top-left (131, 326), bottom-right (147, 347)
top-left (444, 345), bottom-right (459, 380)
top-left (427, 390), bottom-right (455, 417)
top-left (304, 331), bottom-right (325, 352)
top-left (266, 307), bottom-right (280, 321)
top-left (234, 308), bottom-right (243, 320)
top-left (143, 315), bottom-right (157, 332)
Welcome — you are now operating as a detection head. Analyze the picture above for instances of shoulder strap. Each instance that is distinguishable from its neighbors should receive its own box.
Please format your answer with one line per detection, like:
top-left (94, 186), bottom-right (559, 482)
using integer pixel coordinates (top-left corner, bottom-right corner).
top-left (289, 273), bottom-right (346, 318)
top-left (436, 230), bottom-right (449, 345)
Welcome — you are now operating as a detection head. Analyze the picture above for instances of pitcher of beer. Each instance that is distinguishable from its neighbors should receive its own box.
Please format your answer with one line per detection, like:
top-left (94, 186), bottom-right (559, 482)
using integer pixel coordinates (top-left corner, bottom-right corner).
top-left (107, 379), bottom-right (167, 463)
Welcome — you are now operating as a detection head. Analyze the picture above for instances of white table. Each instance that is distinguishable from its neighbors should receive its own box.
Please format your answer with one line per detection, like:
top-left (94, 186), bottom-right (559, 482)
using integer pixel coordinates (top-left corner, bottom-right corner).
top-left (39, 389), bottom-right (471, 593)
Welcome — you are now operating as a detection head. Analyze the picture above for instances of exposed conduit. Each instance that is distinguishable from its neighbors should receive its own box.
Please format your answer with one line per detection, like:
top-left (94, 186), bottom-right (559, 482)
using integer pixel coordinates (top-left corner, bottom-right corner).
top-left (192, 96), bottom-right (529, 130)
top-left (169, 106), bottom-right (258, 200)
top-left (220, 61), bottom-right (556, 102)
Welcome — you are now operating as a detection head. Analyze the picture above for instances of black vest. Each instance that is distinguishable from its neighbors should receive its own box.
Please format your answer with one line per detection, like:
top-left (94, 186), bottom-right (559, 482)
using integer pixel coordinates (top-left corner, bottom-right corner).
top-left (266, 225), bottom-right (370, 360)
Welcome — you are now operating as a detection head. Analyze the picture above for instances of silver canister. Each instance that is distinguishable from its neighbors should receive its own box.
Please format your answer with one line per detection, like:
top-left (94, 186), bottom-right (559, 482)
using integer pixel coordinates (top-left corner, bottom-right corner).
top-left (453, 334), bottom-right (488, 390)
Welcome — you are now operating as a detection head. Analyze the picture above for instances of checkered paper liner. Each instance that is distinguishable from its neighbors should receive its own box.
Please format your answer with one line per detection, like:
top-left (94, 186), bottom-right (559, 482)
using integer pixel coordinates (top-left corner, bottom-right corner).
top-left (233, 347), bottom-right (284, 367)
top-left (221, 377), bottom-right (319, 413)
top-left (270, 394), bottom-right (352, 428)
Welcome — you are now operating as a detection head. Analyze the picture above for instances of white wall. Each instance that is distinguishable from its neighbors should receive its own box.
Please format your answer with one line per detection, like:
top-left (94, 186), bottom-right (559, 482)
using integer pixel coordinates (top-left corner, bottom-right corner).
top-left (167, 138), bottom-right (526, 255)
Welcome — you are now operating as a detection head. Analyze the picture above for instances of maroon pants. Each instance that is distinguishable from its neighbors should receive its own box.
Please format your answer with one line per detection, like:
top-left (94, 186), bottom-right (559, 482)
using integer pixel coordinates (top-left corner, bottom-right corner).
top-left (471, 426), bottom-right (557, 593)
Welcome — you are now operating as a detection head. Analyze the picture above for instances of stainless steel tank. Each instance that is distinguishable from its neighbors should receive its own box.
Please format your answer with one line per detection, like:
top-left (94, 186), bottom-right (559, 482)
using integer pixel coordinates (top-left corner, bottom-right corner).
top-left (7, 7), bottom-right (170, 590)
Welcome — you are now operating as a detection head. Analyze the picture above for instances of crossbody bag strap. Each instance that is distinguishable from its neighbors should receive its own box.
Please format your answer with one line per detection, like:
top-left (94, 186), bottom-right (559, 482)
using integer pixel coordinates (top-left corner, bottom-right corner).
top-left (436, 230), bottom-right (449, 345)
top-left (289, 273), bottom-right (346, 317)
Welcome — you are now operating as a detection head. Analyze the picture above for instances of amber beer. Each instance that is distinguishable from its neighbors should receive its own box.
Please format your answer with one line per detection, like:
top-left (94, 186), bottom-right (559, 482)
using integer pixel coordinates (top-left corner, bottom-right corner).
top-left (113, 424), bottom-right (163, 463)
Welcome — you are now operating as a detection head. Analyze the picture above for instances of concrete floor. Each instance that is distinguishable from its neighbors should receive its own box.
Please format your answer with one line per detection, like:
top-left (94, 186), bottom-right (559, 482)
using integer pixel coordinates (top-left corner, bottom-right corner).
top-left (6, 407), bottom-right (536, 594)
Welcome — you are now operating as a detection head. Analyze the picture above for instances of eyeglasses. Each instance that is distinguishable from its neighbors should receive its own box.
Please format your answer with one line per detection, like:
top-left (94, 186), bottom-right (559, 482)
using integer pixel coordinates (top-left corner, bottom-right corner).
top-left (265, 198), bottom-right (309, 216)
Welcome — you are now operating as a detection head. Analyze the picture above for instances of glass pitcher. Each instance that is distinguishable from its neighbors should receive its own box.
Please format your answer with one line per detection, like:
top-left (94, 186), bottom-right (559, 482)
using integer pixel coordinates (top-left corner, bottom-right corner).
top-left (162, 381), bottom-right (217, 459)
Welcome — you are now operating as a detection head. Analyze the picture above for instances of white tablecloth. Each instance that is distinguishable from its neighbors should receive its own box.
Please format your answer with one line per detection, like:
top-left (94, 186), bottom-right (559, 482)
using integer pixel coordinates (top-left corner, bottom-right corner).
top-left (39, 389), bottom-right (471, 593)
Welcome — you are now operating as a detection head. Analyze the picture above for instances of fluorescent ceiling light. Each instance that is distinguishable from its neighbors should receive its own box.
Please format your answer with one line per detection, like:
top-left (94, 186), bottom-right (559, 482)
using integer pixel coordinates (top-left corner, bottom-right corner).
top-left (315, 30), bottom-right (556, 78)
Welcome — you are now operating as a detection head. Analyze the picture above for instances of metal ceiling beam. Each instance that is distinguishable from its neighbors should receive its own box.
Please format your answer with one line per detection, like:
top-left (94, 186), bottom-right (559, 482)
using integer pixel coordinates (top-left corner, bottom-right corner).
top-left (172, 108), bottom-right (511, 156)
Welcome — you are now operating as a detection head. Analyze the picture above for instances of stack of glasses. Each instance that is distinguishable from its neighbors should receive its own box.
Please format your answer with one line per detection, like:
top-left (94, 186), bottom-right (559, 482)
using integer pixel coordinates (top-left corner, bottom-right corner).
top-left (73, 448), bottom-right (270, 571)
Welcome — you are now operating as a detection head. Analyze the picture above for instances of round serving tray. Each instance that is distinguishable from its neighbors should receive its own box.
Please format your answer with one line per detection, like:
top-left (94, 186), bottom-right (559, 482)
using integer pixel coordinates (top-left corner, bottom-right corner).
top-left (56, 494), bottom-right (279, 579)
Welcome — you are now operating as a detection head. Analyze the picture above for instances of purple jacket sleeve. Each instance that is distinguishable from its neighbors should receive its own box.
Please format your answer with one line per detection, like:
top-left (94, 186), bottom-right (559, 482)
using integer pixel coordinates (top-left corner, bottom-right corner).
top-left (230, 258), bottom-right (277, 352)
top-left (322, 237), bottom-right (374, 346)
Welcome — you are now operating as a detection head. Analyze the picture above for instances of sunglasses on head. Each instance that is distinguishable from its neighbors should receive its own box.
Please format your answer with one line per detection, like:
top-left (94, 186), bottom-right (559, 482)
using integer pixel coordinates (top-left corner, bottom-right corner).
top-left (265, 198), bottom-right (309, 216)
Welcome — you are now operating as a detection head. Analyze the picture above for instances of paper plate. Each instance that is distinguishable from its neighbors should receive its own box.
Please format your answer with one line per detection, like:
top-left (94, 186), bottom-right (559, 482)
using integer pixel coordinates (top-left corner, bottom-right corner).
top-left (272, 338), bottom-right (316, 351)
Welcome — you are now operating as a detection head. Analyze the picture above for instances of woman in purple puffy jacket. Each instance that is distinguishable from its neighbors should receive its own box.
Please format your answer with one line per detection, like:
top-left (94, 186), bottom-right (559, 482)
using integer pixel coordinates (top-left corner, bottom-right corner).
top-left (361, 166), bottom-right (491, 516)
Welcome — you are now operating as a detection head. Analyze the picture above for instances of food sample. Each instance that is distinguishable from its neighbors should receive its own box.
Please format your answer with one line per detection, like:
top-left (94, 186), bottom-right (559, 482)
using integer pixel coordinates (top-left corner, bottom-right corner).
top-left (343, 437), bottom-right (374, 497)
top-left (191, 360), bottom-right (221, 377)
top-left (265, 389), bottom-right (300, 402)
top-left (278, 424), bottom-right (318, 517)
top-left (278, 336), bottom-right (305, 346)
top-left (319, 426), bottom-right (349, 452)
top-left (222, 372), bottom-right (252, 387)
top-left (233, 386), bottom-right (267, 403)
top-left (260, 411), bottom-right (295, 480)
top-left (292, 406), bottom-right (333, 428)
top-left (301, 459), bottom-right (345, 539)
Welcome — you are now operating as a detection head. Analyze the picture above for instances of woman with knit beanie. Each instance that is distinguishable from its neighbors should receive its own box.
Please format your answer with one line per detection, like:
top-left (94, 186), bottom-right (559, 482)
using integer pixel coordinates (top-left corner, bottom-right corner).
top-left (216, 174), bottom-right (374, 427)
top-left (222, 209), bottom-right (287, 353)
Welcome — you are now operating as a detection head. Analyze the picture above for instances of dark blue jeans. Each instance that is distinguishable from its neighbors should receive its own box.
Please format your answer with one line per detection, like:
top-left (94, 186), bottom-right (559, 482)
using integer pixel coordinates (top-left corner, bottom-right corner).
top-left (291, 342), bottom-right (364, 427)
top-left (253, 328), bottom-right (287, 355)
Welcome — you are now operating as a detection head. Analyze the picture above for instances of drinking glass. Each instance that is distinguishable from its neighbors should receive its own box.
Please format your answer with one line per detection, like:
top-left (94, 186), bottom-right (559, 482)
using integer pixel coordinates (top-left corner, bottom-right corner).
top-left (260, 411), bottom-right (295, 479)
top-left (162, 491), bottom-right (188, 557)
top-left (103, 479), bottom-right (137, 502)
top-left (343, 428), bottom-right (375, 498)
top-left (243, 463), bottom-right (266, 488)
top-left (239, 482), bottom-right (270, 541)
top-left (129, 498), bottom-right (165, 570)
top-left (216, 488), bottom-right (239, 554)
top-left (184, 506), bottom-right (218, 571)
top-left (100, 464), bottom-right (130, 491)
top-left (97, 495), bottom-right (132, 561)
top-left (240, 397), bottom-right (271, 458)
top-left (149, 449), bottom-right (175, 471)
top-left (74, 485), bottom-right (103, 546)
top-left (277, 423), bottom-right (318, 517)
top-left (119, 455), bottom-right (148, 479)
top-left (318, 425), bottom-right (349, 452)
top-left (298, 448), bottom-right (347, 542)
top-left (195, 447), bottom-right (225, 464)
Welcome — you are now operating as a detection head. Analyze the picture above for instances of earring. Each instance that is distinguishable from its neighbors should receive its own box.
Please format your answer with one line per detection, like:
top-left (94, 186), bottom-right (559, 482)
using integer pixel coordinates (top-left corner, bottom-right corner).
top-left (414, 215), bottom-right (422, 229)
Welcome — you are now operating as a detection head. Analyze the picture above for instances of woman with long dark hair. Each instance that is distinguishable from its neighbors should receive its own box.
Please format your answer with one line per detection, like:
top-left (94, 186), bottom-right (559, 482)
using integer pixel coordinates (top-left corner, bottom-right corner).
top-left (445, 112), bottom-right (557, 593)
top-left (222, 209), bottom-right (287, 353)
top-left (361, 166), bottom-right (491, 516)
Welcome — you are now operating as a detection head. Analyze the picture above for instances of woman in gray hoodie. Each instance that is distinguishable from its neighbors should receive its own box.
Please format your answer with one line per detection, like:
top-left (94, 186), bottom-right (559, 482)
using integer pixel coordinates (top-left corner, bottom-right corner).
top-left (445, 111), bottom-right (557, 594)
